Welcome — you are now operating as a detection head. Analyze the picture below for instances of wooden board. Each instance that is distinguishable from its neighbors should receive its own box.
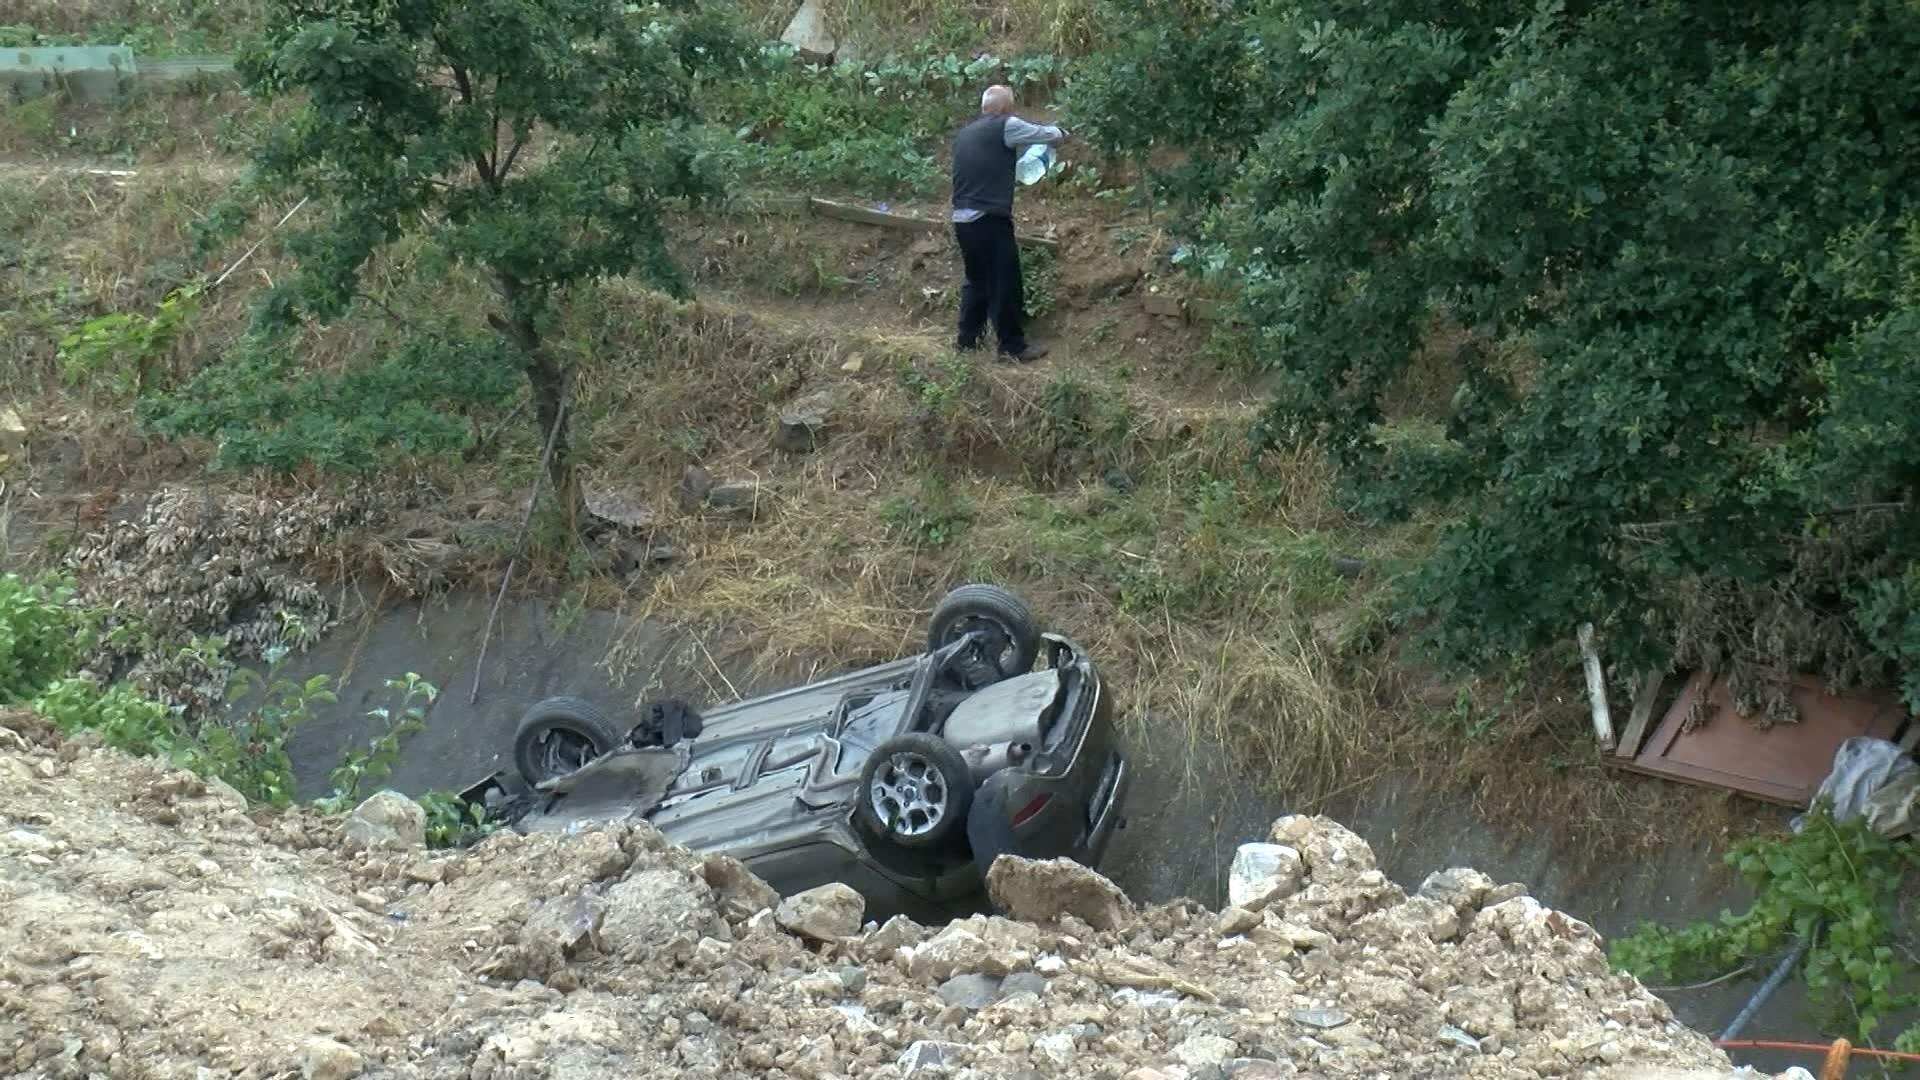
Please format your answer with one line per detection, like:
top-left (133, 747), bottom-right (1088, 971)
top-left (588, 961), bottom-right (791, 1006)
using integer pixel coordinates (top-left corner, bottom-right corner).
top-left (1611, 670), bottom-right (1667, 760)
top-left (1614, 672), bottom-right (1907, 807)
top-left (806, 197), bottom-right (1061, 251)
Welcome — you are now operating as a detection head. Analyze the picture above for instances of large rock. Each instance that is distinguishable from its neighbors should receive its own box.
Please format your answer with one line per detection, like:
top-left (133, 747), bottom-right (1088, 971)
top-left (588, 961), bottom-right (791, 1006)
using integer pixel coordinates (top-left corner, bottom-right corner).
top-left (599, 867), bottom-right (719, 960)
top-left (898, 1040), bottom-right (967, 1074)
top-left (1417, 867), bottom-right (1495, 911)
top-left (937, 972), bottom-right (1002, 1009)
top-left (583, 488), bottom-right (656, 531)
top-left (986, 855), bottom-right (1133, 932)
top-left (0, 407), bottom-right (24, 463)
top-left (1269, 814), bottom-right (1375, 882)
top-left (775, 882), bottom-right (865, 942)
top-left (699, 853), bottom-right (779, 923)
top-left (779, 0), bottom-right (836, 61)
top-left (300, 1037), bottom-right (363, 1080)
top-left (677, 464), bottom-right (715, 510)
top-left (520, 890), bottom-right (609, 962)
top-left (906, 926), bottom-right (1000, 980)
top-left (341, 791), bottom-right (425, 852)
top-left (773, 389), bottom-right (835, 453)
top-left (1227, 843), bottom-right (1305, 910)
top-left (705, 480), bottom-right (767, 512)
top-left (1173, 1034), bottom-right (1239, 1069)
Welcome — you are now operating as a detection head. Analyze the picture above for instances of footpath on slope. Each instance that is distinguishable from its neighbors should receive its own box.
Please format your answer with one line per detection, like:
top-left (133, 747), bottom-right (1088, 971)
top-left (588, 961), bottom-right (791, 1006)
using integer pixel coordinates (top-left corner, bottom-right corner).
top-left (0, 709), bottom-right (1792, 1080)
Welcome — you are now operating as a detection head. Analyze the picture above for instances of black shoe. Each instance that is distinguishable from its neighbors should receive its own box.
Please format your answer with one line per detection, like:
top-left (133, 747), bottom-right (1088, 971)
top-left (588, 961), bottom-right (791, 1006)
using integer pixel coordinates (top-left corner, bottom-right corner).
top-left (954, 338), bottom-right (982, 352)
top-left (999, 344), bottom-right (1049, 363)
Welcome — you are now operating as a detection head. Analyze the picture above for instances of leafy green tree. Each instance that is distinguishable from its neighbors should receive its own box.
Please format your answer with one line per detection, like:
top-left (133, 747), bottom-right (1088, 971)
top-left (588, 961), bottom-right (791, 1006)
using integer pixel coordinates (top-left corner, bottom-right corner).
top-left (1062, 0), bottom-right (1273, 208)
top-left (1071, 0), bottom-right (1920, 689)
top-left (146, 0), bottom-right (753, 508)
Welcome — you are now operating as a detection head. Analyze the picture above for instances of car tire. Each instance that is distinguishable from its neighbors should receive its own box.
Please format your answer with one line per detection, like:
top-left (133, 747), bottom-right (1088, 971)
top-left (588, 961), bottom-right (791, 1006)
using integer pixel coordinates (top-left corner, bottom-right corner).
top-left (513, 696), bottom-right (624, 786)
top-left (927, 583), bottom-right (1041, 680)
top-left (856, 732), bottom-right (975, 850)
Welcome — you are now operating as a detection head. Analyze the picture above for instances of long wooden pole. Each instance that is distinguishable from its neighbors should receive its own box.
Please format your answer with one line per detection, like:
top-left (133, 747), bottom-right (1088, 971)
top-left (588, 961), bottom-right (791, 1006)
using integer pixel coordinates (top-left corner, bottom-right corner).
top-left (469, 387), bottom-right (569, 706)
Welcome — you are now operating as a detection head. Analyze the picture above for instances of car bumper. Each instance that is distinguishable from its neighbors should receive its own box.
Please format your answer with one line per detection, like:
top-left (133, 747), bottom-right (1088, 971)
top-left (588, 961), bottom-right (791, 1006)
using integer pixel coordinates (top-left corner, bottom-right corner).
top-left (966, 637), bottom-right (1131, 872)
top-left (1080, 751), bottom-right (1128, 863)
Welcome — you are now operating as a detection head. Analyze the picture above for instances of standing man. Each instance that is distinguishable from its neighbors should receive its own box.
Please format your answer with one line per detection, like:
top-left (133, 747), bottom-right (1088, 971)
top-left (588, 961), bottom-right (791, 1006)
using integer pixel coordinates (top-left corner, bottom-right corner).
top-left (951, 84), bottom-right (1063, 362)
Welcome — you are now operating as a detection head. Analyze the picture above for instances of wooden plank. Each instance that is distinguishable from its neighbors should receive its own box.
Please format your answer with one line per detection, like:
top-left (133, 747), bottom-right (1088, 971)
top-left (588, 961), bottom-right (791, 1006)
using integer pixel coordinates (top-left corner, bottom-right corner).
top-left (808, 196), bottom-right (940, 233)
top-left (806, 197), bottom-right (1060, 251)
top-left (1623, 672), bottom-right (1906, 807)
top-left (1612, 669), bottom-right (1666, 760)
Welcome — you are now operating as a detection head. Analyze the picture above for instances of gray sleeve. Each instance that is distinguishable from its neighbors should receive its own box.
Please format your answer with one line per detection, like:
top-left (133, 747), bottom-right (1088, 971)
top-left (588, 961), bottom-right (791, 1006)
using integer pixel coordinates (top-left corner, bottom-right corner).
top-left (1003, 116), bottom-right (1065, 147)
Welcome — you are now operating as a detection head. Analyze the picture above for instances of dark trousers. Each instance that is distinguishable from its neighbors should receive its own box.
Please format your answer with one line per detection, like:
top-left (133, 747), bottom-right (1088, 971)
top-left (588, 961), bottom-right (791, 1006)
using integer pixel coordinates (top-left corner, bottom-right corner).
top-left (954, 214), bottom-right (1025, 354)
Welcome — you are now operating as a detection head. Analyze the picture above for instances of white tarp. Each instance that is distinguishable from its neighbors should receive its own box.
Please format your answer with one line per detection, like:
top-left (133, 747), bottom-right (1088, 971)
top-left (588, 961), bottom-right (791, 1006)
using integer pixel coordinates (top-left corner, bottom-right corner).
top-left (1792, 735), bottom-right (1918, 839)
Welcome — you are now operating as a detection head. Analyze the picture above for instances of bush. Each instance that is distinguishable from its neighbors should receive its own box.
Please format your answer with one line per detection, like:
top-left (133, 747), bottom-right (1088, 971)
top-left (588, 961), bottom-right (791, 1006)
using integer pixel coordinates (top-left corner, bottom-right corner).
top-left (1073, 0), bottom-right (1920, 690)
top-left (29, 642), bottom-right (329, 809)
top-left (1, 571), bottom-right (471, 831)
top-left (1613, 806), bottom-right (1920, 1051)
top-left (0, 574), bottom-right (93, 703)
top-left (712, 42), bottom-right (1067, 197)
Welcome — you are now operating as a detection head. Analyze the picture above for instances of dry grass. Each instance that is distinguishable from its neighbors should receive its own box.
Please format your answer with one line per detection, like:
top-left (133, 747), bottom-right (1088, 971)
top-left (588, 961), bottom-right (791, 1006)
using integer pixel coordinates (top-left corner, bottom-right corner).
top-left (532, 288), bottom-right (1671, 860)
top-left (542, 285), bottom-right (1776, 871)
top-left (6, 0), bottom-right (261, 47)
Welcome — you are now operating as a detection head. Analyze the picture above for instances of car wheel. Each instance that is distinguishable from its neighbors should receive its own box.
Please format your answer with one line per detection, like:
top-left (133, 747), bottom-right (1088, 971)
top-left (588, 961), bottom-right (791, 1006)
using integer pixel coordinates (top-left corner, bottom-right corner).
top-left (513, 696), bottom-right (624, 786)
top-left (856, 732), bottom-right (975, 850)
top-left (927, 583), bottom-right (1041, 682)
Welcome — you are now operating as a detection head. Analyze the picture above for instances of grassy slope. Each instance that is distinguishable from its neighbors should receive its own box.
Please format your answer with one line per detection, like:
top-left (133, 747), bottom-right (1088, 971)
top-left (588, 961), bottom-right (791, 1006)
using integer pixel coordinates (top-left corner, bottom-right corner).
top-left (0, 42), bottom-right (1775, 870)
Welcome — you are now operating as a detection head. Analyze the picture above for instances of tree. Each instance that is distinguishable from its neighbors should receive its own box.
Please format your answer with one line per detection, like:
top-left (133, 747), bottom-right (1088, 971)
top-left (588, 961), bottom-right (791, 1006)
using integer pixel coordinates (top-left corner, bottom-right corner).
top-left (146, 0), bottom-right (753, 512)
top-left (1071, 0), bottom-right (1920, 698)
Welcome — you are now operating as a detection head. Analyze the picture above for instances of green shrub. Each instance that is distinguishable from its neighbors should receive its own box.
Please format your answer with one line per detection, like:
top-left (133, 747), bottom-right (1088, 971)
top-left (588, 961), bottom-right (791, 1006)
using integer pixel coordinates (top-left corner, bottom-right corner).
top-left (1613, 806), bottom-right (1920, 1051)
top-left (29, 641), bottom-right (331, 809)
top-left (1073, 0), bottom-right (1920, 693)
top-left (33, 677), bottom-right (182, 757)
top-left (312, 672), bottom-right (439, 815)
top-left (0, 574), bottom-right (92, 703)
top-left (418, 789), bottom-right (494, 849)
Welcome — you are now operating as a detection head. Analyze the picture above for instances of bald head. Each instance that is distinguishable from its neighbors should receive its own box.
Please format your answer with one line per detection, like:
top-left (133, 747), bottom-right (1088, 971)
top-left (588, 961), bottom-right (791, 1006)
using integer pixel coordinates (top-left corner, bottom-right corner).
top-left (981, 84), bottom-right (1014, 114)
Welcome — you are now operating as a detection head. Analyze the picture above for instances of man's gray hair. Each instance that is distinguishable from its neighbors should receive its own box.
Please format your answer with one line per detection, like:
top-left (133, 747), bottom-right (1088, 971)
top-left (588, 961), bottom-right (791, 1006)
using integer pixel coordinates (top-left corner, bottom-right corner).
top-left (981, 85), bottom-right (1013, 113)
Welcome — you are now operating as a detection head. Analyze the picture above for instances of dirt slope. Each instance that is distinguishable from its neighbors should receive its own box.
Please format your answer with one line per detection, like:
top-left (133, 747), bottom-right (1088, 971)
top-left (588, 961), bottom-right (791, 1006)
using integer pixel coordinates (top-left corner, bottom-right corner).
top-left (0, 712), bottom-right (1777, 1080)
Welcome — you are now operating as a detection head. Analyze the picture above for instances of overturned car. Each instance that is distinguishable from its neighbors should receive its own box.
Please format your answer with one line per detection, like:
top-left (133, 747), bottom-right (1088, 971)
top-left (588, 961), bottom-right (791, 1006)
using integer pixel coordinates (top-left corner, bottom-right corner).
top-left (459, 584), bottom-right (1130, 920)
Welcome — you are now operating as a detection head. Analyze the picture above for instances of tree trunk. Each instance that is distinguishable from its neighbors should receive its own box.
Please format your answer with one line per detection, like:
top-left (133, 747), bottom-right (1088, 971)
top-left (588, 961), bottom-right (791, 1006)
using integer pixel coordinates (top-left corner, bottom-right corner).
top-left (492, 274), bottom-right (577, 525)
top-left (526, 351), bottom-right (576, 525)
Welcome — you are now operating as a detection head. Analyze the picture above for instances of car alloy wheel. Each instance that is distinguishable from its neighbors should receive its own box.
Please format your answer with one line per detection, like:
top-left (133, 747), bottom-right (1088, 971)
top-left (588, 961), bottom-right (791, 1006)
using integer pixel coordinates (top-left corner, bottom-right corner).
top-left (869, 748), bottom-right (952, 839)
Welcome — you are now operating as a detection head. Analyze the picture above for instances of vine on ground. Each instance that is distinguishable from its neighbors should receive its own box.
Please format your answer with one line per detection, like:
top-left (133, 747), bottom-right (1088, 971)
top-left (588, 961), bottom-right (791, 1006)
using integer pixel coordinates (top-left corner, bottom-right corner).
top-left (1611, 806), bottom-right (1920, 1052)
top-left (4, 572), bottom-right (479, 845)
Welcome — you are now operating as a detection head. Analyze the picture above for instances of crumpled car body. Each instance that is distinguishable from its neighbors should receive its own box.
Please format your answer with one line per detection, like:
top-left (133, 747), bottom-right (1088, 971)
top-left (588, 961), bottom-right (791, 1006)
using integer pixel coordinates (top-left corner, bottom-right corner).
top-left (460, 629), bottom-right (1130, 921)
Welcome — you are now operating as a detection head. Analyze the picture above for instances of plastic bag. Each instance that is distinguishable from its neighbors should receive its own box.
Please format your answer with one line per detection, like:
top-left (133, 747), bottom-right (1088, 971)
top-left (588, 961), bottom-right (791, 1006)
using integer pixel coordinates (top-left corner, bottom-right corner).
top-left (1016, 144), bottom-right (1056, 186)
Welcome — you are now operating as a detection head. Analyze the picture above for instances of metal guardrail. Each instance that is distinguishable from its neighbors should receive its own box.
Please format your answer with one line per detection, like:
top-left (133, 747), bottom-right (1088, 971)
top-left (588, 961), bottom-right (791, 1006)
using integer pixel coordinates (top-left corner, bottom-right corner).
top-left (2, 46), bottom-right (234, 104)
top-left (136, 56), bottom-right (237, 81)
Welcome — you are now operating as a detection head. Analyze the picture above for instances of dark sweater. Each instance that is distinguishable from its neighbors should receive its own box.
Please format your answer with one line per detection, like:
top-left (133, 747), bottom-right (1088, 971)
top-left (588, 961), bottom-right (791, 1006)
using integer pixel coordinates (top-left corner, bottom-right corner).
top-left (951, 113), bottom-right (1016, 218)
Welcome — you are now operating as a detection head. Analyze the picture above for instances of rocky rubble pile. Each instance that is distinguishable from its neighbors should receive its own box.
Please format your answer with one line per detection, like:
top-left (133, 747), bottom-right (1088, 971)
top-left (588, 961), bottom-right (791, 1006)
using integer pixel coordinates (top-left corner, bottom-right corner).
top-left (0, 712), bottom-right (1790, 1080)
